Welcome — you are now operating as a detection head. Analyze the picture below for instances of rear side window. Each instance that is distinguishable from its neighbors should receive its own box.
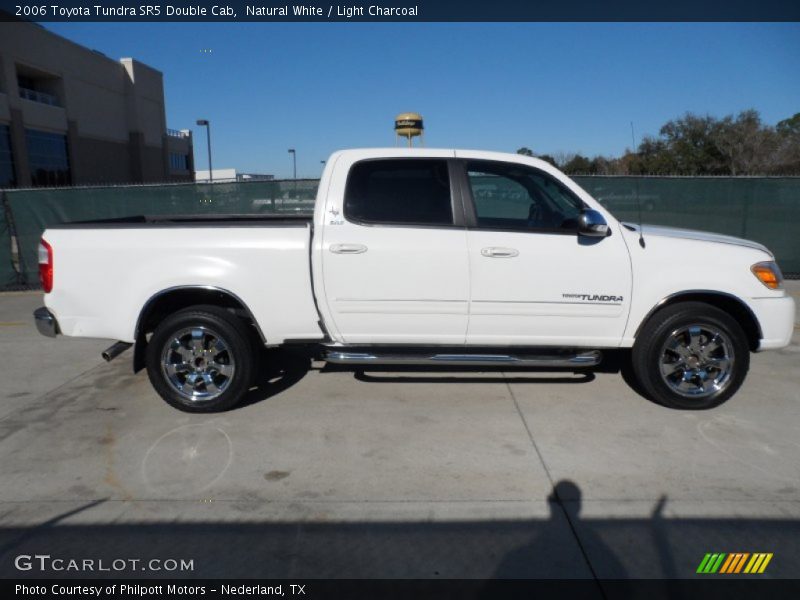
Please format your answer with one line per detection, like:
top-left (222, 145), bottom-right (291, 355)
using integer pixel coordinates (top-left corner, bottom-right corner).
top-left (344, 159), bottom-right (453, 226)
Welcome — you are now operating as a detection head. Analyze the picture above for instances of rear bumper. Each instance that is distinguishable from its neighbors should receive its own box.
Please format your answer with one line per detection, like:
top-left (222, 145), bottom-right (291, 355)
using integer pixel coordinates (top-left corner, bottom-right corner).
top-left (751, 295), bottom-right (795, 350)
top-left (34, 307), bottom-right (59, 338)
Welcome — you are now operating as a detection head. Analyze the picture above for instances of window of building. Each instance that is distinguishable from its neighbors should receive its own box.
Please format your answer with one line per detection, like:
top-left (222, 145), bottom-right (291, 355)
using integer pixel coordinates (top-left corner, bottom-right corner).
top-left (16, 67), bottom-right (61, 107)
top-left (26, 129), bottom-right (71, 187)
top-left (169, 152), bottom-right (189, 171)
top-left (466, 160), bottom-right (583, 232)
top-left (17, 77), bottom-right (59, 106)
top-left (0, 125), bottom-right (16, 188)
top-left (344, 159), bottom-right (453, 226)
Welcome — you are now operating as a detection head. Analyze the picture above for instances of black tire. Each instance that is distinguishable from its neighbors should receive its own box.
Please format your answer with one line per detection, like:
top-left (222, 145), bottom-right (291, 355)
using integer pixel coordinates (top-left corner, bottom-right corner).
top-left (631, 301), bottom-right (750, 410)
top-left (146, 305), bottom-right (256, 412)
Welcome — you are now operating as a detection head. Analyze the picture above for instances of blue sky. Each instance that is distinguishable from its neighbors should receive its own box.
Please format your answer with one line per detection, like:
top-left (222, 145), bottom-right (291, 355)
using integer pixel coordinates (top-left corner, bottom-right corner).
top-left (45, 22), bottom-right (800, 178)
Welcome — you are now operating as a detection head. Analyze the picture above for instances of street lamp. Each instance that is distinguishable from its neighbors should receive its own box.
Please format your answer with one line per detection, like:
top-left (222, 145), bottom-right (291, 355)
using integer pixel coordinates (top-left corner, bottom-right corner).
top-left (196, 119), bottom-right (212, 182)
top-left (288, 148), bottom-right (296, 180)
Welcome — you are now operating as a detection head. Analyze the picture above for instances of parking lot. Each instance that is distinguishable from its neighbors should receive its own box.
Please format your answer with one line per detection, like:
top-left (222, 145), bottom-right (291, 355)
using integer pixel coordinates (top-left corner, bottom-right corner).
top-left (0, 287), bottom-right (798, 581)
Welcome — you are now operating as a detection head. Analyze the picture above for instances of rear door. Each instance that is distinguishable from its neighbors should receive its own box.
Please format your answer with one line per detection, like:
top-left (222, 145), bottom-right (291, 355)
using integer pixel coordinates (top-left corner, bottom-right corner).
top-left (458, 156), bottom-right (632, 347)
top-left (320, 154), bottom-right (470, 344)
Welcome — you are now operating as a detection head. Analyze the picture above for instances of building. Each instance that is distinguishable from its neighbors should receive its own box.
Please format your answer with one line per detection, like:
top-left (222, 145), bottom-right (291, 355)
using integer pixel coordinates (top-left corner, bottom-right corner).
top-left (194, 168), bottom-right (275, 183)
top-left (0, 20), bottom-right (194, 188)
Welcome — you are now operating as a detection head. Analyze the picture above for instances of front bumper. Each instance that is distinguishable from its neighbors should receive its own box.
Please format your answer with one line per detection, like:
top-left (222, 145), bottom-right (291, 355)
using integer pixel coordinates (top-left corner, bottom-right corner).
top-left (750, 294), bottom-right (796, 350)
top-left (34, 307), bottom-right (59, 338)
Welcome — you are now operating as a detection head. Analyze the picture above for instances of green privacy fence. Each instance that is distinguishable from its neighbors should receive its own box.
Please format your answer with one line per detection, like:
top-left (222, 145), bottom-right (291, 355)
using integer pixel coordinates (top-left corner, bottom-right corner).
top-left (1, 179), bottom-right (318, 287)
top-left (0, 197), bottom-right (14, 288)
top-left (0, 175), bottom-right (798, 289)
top-left (573, 176), bottom-right (800, 277)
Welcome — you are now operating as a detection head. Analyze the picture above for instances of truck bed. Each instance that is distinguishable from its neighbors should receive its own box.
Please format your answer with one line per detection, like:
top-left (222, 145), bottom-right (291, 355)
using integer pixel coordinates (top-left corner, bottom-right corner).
top-left (42, 218), bottom-right (324, 344)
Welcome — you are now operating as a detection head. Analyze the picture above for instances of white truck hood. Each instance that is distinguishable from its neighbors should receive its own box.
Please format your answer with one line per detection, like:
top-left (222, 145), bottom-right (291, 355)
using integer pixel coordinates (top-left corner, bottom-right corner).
top-left (622, 222), bottom-right (772, 256)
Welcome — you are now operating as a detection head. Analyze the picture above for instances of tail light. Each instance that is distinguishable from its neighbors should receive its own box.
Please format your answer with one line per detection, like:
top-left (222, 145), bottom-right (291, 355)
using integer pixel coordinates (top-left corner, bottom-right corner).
top-left (38, 239), bottom-right (53, 293)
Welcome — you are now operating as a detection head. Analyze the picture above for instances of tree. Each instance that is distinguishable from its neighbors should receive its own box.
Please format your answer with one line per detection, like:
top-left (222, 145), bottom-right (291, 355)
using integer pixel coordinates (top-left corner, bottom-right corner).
top-left (776, 113), bottom-right (800, 136)
top-left (712, 110), bottom-right (775, 175)
top-left (774, 112), bottom-right (800, 174)
top-left (513, 110), bottom-right (800, 176)
top-left (657, 113), bottom-right (728, 175)
top-left (589, 156), bottom-right (616, 175)
top-left (632, 135), bottom-right (677, 174)
top-left (562, 154), bottom-right (593, 174)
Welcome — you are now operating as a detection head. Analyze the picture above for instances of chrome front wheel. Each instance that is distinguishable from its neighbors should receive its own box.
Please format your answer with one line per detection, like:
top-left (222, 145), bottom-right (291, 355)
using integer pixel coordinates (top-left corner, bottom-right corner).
top-left (659, 325), bottom-right (734, 398)
top-left (632, 301), bottom-right (750, 410)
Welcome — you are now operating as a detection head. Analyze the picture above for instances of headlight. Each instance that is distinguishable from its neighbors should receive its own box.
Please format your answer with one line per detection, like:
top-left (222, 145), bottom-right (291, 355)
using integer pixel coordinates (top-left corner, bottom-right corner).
top-left (751, 261), bottom-right (784, 290)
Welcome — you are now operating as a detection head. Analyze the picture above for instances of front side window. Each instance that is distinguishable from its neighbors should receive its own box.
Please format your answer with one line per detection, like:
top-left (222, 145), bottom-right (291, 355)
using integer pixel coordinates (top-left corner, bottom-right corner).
top-left (466, 160), bottom-right (583, 232)
top-left (345, 159), bottom-right (453, 226)
top-left (26, 129), bottom-right (71, 187)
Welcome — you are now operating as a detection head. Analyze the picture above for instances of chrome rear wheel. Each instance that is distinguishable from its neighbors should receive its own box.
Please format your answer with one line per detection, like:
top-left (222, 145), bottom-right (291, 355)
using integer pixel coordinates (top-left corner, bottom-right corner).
top-left (161, 326), bottom-right (236, 402)
top-left (146, 305), bottom-right (255, 412)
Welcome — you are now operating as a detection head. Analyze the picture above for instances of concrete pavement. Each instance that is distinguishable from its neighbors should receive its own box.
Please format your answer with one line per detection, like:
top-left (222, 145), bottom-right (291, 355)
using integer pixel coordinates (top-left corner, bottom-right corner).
top-left (0, 286), bottom-right (798, 582)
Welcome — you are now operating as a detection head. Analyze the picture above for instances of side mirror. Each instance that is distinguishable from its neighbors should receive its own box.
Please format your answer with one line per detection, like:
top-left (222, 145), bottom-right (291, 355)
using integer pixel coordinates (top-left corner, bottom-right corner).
top-left (578, 210), bottom-right (609, 237)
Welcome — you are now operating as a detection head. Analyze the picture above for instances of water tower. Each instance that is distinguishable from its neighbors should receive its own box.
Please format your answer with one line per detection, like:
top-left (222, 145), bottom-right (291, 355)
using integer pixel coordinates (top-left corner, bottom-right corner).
top-left (395, 112), bottom-right (424, 147)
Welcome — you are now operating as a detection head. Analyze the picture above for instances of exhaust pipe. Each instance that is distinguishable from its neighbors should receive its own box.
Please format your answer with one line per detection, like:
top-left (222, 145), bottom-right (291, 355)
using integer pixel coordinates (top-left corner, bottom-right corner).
top-left (102, 341), bottom-right (133, 362)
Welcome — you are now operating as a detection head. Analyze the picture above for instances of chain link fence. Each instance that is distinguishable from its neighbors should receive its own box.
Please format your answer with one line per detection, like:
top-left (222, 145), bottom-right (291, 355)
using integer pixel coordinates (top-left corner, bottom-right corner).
top-left (0, 175), bottom-right (798, 290)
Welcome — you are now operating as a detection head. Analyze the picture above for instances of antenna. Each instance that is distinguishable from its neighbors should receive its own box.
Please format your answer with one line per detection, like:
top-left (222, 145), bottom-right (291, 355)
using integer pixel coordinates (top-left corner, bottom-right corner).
top-left (630, 122), bottom-right (646, 248)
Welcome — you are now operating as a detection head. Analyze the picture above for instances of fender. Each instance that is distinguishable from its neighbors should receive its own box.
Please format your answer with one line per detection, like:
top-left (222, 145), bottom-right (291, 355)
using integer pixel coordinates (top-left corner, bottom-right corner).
top-left (134, 285), bottom-right (267, 342)
top-left (633, 289), bottom-right (763, 342)
top-left (132, 285), bottom-right (267, 373)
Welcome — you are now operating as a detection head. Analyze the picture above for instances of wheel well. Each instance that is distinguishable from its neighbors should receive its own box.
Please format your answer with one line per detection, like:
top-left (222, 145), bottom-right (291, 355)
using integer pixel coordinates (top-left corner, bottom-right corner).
top-left (133, 287), bottom-right (264, 372)
top-left (637, 292), bottom-right (762, 351)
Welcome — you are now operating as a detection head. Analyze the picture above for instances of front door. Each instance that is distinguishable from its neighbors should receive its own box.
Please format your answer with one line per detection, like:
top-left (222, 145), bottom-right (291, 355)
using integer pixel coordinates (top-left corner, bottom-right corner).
top-left (459, 157), bottom-right (632, 347)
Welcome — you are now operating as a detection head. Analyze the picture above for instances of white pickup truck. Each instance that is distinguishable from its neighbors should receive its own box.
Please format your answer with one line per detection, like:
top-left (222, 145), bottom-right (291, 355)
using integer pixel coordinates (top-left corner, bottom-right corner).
top-left (34, 148), bottom-right (794, 412)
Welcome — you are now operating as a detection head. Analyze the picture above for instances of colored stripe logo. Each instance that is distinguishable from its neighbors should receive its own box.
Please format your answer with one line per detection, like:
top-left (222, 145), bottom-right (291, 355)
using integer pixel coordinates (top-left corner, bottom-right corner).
top-left (696, 553), bottom-right (773, 574)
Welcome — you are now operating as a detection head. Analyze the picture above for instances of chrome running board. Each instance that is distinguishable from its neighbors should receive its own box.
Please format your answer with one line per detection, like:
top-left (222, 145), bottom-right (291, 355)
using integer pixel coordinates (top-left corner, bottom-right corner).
top-left (324, 350), bottom-right (602, 368)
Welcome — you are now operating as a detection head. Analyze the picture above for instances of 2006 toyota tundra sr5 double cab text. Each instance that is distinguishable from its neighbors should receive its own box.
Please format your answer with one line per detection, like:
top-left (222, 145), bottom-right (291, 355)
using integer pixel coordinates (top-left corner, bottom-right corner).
top-left (34, 148), bottom-right (794, 412)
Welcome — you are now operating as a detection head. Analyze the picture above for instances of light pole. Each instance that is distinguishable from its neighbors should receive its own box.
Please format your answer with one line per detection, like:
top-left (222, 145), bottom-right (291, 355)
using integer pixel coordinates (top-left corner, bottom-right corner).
top-left (288, 148), bottom-right (296, 180)
top-left (196, 119), bottom-right (212, 182)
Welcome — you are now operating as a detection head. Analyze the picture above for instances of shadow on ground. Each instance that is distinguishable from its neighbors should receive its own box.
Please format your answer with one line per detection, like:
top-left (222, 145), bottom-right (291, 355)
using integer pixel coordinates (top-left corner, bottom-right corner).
top-left (1, 480), bottom-right (797, 583)
top-left (237, 349), bottom-right (312, 409)
top-left (237, 348), bottom-right (682, 409)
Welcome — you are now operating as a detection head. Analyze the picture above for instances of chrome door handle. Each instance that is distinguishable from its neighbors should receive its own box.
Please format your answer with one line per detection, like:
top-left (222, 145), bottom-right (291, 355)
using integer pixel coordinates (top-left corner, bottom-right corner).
top-left (481, 246), bottom-right (519, 258)
top-left (330, 243), bottom-right (368, 254)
